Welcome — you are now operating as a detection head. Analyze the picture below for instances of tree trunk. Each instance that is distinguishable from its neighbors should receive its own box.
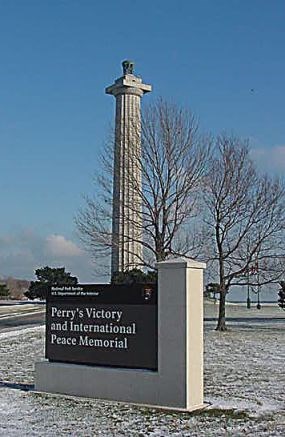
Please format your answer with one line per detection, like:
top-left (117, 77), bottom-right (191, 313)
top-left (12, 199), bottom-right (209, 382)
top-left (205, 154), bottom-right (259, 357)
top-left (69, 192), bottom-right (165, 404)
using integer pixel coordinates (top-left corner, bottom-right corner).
top-left (216, 287), bottom-right (227, 331)
top-left (215, 224), bottom-right (227, 331)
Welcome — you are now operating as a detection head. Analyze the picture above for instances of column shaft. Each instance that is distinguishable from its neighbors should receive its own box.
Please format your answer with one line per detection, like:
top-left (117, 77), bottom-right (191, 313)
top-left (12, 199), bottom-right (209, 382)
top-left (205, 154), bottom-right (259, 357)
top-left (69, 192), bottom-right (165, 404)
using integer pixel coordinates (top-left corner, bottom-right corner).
top-left (106, 64), bottom-right (151, 274)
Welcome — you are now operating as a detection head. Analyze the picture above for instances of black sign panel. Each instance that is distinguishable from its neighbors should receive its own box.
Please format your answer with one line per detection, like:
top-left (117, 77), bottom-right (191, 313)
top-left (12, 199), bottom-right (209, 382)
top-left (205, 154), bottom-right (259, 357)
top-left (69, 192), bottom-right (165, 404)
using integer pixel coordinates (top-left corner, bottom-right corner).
top-left (46, 284), bottom-right (157, 370)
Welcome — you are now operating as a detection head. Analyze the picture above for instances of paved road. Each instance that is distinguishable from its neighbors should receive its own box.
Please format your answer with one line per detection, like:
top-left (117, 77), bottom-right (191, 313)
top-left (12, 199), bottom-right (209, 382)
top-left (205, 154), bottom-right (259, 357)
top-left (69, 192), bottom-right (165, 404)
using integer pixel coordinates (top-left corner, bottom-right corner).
top-left (205, 316), bottom-right (284, 322)
top-left (0, 305), bottom-right (283, 332)
top-left (0, 310), bottom-right (45, 332)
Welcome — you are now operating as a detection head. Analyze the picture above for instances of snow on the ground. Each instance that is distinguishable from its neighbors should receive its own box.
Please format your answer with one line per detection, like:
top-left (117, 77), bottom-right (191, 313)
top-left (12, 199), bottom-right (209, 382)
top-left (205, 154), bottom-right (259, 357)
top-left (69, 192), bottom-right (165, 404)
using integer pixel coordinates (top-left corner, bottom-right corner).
top-left (0, 308), bottom-right (284, 436)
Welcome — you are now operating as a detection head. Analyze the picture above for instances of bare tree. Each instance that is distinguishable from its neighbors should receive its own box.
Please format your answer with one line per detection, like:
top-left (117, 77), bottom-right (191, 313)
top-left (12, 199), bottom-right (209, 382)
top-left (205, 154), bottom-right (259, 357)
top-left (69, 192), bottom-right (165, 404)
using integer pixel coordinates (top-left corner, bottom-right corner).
top-left (203, 135), bottom-right (285, 331)
top-left (75, 99), bottom-right (210, 273)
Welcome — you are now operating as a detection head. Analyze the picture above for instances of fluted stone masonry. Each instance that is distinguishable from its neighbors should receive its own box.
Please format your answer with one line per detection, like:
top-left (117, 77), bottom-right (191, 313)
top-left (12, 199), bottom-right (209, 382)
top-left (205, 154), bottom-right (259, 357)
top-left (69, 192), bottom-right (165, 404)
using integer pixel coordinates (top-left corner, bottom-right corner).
top-left (106, 61), bottom-right (151, 273)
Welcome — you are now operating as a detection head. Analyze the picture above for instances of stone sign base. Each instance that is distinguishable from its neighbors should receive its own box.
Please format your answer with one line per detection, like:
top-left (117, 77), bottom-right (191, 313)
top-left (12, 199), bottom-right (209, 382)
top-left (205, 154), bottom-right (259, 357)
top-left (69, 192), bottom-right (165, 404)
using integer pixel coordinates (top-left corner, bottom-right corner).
top-left (35, 258), bottom-right (205, 411)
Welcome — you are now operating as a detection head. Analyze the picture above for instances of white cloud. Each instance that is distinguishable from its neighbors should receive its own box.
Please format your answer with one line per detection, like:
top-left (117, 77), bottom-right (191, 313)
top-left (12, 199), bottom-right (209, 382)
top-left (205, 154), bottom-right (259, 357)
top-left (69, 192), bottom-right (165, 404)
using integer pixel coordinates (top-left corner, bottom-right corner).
top-left (45, 234), bottom-right (82, 257)
top-left (251, 145), bottom-right (285, 173)
top-left (0, 229), bottom-right (99, 281)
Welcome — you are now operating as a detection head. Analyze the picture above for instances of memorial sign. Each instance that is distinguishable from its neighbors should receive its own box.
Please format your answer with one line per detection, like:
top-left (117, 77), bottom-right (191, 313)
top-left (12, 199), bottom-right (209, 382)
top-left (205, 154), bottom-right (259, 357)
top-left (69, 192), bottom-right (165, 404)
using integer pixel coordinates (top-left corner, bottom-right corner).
top-left (46, 283), bottom-right (157, 370)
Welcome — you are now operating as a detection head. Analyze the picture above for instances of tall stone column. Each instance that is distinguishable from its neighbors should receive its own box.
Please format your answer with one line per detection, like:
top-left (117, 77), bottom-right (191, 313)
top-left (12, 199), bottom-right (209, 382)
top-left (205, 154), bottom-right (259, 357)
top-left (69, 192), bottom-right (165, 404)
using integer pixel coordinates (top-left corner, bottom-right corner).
top-left (106, 61), bottom-right (151, 274)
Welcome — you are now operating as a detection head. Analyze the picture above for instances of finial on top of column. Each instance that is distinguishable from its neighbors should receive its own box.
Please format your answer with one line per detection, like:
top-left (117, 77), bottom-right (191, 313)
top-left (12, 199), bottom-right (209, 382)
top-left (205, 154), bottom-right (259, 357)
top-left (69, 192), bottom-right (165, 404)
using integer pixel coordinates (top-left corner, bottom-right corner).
top-left (122, 60), bottom-right (134, 75)
top-left (106, 61), bottom-right (151, 96)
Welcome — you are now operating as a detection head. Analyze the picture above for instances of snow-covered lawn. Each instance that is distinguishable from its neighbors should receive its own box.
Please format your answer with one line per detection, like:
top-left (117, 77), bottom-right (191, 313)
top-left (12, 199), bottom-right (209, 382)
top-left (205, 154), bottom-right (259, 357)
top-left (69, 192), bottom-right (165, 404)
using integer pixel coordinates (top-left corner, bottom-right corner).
top-left (0, 306), bottom-right (284, 436)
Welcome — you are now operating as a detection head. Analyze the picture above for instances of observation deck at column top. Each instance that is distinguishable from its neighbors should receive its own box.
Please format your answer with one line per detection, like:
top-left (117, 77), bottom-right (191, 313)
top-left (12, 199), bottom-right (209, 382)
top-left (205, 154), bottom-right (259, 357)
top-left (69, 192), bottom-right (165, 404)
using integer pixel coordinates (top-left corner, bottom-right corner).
top-left (105, 60), bottom-right (152, 96)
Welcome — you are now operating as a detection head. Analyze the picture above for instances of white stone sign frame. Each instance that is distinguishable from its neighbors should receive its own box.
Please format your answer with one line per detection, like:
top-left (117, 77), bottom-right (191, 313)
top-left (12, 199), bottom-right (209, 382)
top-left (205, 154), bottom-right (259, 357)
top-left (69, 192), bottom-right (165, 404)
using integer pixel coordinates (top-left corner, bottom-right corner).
top-left (35, 258), bottom-right (205, 411)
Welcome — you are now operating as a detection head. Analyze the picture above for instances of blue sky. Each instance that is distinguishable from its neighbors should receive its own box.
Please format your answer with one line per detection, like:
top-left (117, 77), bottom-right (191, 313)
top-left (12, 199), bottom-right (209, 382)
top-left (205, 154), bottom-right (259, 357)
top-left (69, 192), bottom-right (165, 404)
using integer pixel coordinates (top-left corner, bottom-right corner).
top-left (0, 0), bottom-right (284, 289)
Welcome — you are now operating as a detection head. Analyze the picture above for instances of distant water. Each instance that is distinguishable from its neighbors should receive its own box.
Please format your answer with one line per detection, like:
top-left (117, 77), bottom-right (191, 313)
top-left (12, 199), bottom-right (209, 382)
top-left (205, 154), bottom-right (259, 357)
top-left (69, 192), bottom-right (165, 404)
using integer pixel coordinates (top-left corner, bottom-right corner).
top-left (229, 300), bottom-right (276, 304)
top-left (226, 286), bottom-right (278, 303)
